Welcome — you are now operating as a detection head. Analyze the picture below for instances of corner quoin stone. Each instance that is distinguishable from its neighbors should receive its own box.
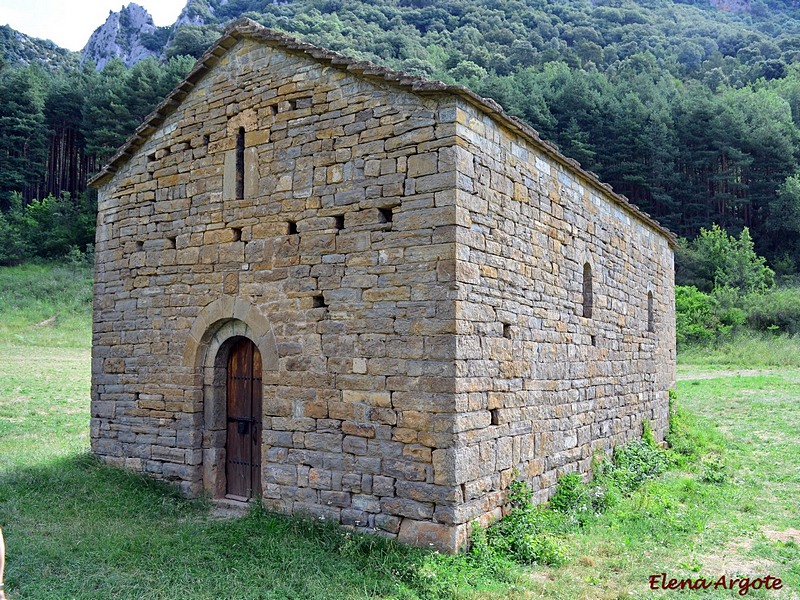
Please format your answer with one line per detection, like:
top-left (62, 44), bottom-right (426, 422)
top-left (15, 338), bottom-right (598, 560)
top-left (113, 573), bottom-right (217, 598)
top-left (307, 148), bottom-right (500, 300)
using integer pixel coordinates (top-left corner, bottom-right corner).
top-left (88, 18), bottom-right (676, 553)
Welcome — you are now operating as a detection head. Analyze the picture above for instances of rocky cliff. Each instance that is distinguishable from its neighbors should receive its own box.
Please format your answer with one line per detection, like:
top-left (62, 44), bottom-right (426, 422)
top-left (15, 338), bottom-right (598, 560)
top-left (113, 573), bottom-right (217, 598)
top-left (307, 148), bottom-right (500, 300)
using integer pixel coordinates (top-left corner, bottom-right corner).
top-left (81, 3), bottom-right (160, 70)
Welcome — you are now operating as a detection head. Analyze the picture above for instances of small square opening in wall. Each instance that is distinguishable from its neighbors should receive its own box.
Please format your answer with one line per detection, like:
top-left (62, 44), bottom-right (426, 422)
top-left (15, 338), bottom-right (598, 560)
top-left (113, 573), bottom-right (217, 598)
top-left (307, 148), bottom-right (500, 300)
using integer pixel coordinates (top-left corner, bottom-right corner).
top-left (502, 323), bottom-right (512, 339)
top-left (287, 221), bottom-right (297, 235)
top-left (135, 241), bottom-right (144, 252)
top-left (147, 152), bottom-right (156, 162)
top-left (312, 294), bottom-right (327, 309)
top-left (287, 99), bottom-right (297, 111)
top-left (268, 105), bottom-right (278, 117)
top-left (231, 227), bottom-right (242, 242)
top-left (490, 408), bottom-right (500, 426)
top-left (166, 236), bottom-right (176, 249)
top-left (203, 134), bottom-right (210, 146)
top-left (378, 207), bottom-right (394, 224)
top-left (334, 215), bottom-right (345, 230)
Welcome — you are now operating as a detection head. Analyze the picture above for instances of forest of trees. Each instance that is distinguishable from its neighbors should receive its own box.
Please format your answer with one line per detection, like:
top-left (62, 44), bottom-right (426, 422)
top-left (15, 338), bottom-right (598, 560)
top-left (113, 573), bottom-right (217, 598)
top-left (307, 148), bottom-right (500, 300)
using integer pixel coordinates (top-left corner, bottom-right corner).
top-left (5, 0), bottom-right (800, 273)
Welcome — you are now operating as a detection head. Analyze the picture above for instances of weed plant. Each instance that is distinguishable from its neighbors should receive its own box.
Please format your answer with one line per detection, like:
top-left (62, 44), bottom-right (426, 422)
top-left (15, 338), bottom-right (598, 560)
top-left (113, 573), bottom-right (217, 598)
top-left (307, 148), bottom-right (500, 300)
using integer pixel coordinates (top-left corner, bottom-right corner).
top-left (471, 420), bottom-right (680, 567)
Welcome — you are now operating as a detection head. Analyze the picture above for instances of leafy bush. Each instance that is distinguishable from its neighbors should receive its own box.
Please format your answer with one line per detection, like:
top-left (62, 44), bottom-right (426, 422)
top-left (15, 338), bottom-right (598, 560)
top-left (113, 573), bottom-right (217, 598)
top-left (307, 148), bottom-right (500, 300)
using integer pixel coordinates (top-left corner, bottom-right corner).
top-left (700, 456), bottom-right (730, 484)
top-left (744, 287), bottom-right (800, 334)
top-left (474, 423), bottom-right (673, 567)
top-left (675, 285), bottom-right (750, 345)
top-left (674, 283), bottom-right (800, 345)
top-left (601, 437), bottom-right (670, 495)
top-left (675, 285), bottom-right (719, 344)
top-left (471, 480), bottom-right (569, 567)
top-left (676, 225), bottom-right (774, 293)
top-left (0, 191), bottom-right (95, 265)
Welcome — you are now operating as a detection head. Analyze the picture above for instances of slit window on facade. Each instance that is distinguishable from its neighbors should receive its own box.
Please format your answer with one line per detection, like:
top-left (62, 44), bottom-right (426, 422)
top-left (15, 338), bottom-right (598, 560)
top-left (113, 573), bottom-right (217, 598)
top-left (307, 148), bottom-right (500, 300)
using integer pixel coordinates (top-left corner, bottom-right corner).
top-left (582, 262), bottom-right (593, 318)
top-left (235, 127), bottom-right (245, 199)
top-left (647, 291), bottom-right (655, 333)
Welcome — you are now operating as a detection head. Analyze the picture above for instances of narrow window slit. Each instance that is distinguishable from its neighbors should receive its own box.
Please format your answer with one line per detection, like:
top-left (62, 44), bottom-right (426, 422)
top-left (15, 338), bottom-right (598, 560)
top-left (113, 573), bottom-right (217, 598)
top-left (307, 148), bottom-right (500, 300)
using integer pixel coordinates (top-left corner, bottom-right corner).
top-left (203, 134), bottom-right (210, 146)
top-left (231, 227), bottom-right (242, 242)
top-left (235, 126), bottom-right (245, 200)
top-left (502, 323), bottom-right (512, 339)
top-left (591, 335), bottom-right (596, 347)
top-left (647, 291), bottom-right (655, 333)
top-left (287, 221), bottom-right (297, 235)
top-left (334, 214), bottom-right (345, 230)
top-left (582, 262), bottom-right (593, 318)
top-left (490, 409), bottom-right (500, 426)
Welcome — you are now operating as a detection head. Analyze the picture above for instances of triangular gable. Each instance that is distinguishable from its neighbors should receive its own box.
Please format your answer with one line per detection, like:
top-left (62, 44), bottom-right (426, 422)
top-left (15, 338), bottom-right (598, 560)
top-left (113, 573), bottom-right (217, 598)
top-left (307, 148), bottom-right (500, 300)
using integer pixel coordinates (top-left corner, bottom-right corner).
top-left (88, 17), bottom-right (676, 246)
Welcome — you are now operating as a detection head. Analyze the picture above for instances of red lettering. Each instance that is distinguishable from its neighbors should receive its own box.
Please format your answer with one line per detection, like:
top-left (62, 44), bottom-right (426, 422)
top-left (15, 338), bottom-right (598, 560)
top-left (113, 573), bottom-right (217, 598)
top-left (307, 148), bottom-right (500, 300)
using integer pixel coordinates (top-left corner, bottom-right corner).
top-left (737, 577), bottom-right (751, 596)
top-left (714, 575), bottom-right (729, 590)
top-left (666, 577), bottom-right (680, 590)
top-left (648, 574), bottom-right (661, 590)
top-left (773, 577), bottom-right (782, 590)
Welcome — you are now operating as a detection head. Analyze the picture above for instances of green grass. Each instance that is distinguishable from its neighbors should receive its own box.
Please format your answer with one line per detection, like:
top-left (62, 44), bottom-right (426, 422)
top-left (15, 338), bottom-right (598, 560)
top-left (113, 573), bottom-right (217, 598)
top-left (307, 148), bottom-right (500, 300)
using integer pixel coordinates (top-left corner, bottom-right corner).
top-left (679, 332), bottom-right (800, 368)
top-left (0, 347), bottom-right (530, 599)
top-left (0, 262), bottom-right (92, 348)
top-left (1, 263), bottom-right (799, 598)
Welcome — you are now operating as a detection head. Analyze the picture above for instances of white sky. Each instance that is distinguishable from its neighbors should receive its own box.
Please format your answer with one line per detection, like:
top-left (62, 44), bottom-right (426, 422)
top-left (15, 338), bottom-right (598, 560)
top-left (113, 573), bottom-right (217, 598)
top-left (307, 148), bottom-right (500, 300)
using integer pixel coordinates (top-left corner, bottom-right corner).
top-left (0, 0), bottom-right (187, 51)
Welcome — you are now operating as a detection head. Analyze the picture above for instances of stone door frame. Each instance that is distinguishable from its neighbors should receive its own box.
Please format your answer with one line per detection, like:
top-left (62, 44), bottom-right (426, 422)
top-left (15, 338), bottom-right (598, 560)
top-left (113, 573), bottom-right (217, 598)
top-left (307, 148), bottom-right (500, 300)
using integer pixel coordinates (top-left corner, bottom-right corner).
top-left (183, 298), bottom-right (278, 499)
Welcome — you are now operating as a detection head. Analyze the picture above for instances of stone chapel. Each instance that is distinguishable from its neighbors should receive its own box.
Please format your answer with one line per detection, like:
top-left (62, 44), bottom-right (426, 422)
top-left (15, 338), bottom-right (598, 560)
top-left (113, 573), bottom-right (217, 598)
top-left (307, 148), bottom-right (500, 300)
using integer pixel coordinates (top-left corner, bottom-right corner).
top-left (89, 18), bottom-right (676, 551)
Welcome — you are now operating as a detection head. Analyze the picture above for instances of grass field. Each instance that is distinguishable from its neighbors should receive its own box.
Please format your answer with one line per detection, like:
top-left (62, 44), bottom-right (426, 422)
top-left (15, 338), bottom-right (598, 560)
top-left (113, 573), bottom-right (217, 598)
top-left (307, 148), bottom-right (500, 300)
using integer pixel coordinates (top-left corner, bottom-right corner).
top-left (0, 262), bottom-right (92, 348)
top-left (0, 263), bottom-right (798, 598)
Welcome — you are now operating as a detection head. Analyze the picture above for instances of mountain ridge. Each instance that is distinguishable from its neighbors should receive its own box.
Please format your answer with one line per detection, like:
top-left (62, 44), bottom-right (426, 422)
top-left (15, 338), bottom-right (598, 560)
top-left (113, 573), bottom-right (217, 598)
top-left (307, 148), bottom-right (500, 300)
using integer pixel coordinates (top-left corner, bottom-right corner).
top-left (0, 24), bottom-right (78, 71)
top-left (81, 3), bottom-right (160, 69)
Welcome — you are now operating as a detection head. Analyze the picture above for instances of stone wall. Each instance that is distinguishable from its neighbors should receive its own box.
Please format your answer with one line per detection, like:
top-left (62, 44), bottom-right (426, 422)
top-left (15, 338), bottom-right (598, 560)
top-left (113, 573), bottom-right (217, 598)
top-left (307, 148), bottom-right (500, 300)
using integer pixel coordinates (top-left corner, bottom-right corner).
top-left (447, 99), bottom-right (675, 525)
top-left (92, 25), bottom-right (675, 553)
top-left (92, 35), bottom-right (468, 549)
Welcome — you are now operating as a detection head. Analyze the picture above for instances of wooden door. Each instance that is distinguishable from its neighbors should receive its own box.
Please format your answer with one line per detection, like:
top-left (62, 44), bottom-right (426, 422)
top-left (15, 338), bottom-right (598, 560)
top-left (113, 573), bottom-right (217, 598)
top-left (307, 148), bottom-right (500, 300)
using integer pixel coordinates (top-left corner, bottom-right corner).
top-left (226, 338), bottom-right (262, 499)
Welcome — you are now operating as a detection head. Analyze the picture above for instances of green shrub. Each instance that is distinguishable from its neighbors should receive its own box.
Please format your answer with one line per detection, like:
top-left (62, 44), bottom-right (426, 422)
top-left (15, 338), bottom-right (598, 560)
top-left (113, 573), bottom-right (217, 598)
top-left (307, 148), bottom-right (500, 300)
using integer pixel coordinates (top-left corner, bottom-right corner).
top-left (675, 285), bottom-right (723, 344)
top-left (700, 456), bottom-right (730, 484)
top-left (676, 225), bottom-right (774, 293)
top-left (744, 287), bottom-right (800, 334)
top-left (603, 437), bottom-right (670, 494)
top-left (472, 480), bottom-right (569, 567)
top-left (548, 472), bottom-right (590, 513)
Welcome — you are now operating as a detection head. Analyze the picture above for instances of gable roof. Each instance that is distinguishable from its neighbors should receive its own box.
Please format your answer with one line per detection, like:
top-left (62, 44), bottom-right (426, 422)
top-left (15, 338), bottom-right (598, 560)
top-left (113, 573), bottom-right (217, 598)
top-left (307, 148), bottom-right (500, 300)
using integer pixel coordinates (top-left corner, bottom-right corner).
top-left (88, 17), bottom-right (677, 247)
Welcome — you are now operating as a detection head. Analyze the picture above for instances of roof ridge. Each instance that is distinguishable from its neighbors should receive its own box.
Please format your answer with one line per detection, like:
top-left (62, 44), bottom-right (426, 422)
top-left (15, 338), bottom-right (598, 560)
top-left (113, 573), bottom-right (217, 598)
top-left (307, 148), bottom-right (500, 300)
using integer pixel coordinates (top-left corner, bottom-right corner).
top-left (89, 17), bottom-right (676, 247)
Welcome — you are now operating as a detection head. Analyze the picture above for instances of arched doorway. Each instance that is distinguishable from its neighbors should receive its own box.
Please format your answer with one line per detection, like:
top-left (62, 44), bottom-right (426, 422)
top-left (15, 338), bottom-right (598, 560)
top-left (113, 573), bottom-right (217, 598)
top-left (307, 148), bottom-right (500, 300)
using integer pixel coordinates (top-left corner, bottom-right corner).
top-left (225, 337), bottom-right (262, 499)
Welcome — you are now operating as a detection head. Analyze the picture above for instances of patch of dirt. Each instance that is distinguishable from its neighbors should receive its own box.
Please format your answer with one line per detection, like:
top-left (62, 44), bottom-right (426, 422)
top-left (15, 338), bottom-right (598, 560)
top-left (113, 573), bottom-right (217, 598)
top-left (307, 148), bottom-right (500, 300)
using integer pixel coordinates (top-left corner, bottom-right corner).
top-left (677, 369), bottom-right (774, 381)
top-left (34, 315), bottom-right (57, 327)
top-left (764, 528), bottom-right (800, 543)
top-left (700, 536), bottom-right (778, 576)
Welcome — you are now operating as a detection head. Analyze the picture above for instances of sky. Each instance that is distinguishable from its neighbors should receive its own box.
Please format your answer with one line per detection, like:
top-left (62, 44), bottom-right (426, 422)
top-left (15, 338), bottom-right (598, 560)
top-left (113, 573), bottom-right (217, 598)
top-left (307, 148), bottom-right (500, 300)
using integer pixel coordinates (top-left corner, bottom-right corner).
top-left (0, 0), bottom-right (187, 51)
